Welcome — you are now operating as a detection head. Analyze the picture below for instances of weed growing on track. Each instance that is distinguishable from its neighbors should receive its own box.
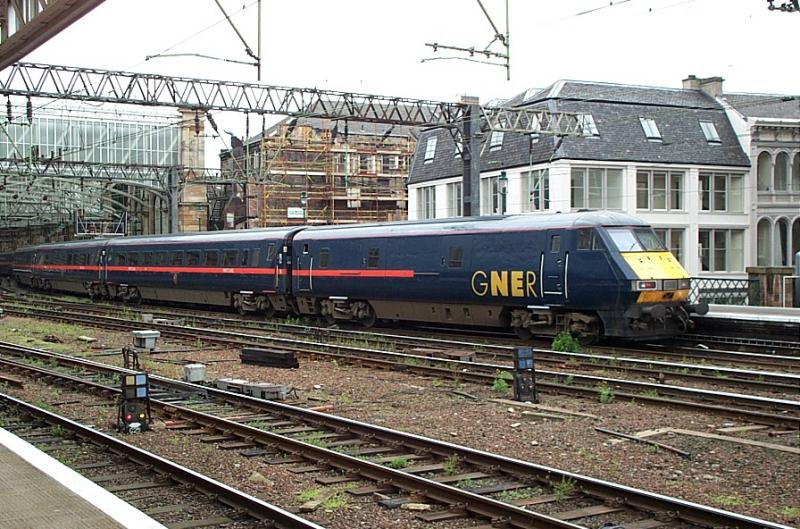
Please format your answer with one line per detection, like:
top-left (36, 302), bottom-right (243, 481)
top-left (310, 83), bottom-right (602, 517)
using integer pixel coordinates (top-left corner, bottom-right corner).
top-left (551, 332), bottom-right (582, 353)
top-left (297, 488), bottom-right (322, 502)
top-left (386, 456), bottom-right (409, 469)
top-left (322, 493), bottom-right (348, 510)
top-left (443, 453), bottom-right (459, 475)
top-left (552, 476), bottom-right (576, 501)
top-left (596, 382), bottom-right (615, 404)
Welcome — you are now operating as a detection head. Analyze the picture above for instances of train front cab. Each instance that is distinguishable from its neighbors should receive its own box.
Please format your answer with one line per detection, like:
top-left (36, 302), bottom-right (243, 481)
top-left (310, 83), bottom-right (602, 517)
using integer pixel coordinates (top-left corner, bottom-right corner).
top-left (601, 225), bottom-right (707, 340)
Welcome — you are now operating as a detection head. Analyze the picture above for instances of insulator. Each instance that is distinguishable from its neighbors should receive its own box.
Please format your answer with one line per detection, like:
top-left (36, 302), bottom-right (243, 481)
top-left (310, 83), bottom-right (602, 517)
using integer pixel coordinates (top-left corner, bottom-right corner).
top-left (194, 111), bottom-right (200, 135)
top-left (6, 98), bottom-right (11, 122)
top-left (206, 112), bottom-right (219, 134)
top-left (26, 98), bottom-right (32, 123)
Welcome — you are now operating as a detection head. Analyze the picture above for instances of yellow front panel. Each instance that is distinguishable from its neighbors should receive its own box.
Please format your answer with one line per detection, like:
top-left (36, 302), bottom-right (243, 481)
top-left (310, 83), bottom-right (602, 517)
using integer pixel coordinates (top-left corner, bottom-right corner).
top-left (622, 251), bottom-right (688, 280)
top-left (636, 290), bottom-right (689, 303)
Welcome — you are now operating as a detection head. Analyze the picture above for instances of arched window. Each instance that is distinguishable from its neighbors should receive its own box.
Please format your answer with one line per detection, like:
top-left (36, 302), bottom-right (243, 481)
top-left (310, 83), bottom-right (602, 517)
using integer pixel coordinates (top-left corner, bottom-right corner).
top-left (776, 218), bottom-right (790, 266)
top-left (792, 218), bottom-right (800, 266)
top-left (792, 153), bottom-right (800, 192)
top-left (757, 152), bottom-right (771, 191)
top-left (757, 218), bottom-right (772, 266)
top-left (775, 152), bottom-right (789, 191)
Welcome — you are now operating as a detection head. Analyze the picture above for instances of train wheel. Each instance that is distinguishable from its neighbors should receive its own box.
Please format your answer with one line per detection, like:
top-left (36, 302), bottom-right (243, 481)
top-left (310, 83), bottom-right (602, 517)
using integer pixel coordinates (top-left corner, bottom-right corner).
top-left (359, 306), bottom-right (376, 328)
top-left (128, 288), bottom-right (142, 305)
top-left (514, 326), bottom-right (533, 340)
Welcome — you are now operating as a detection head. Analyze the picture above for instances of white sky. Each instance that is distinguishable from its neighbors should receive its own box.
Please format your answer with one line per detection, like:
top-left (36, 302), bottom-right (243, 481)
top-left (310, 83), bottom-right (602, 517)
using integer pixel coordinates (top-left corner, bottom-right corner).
top-left (23, 0), bottom-right (800, 163)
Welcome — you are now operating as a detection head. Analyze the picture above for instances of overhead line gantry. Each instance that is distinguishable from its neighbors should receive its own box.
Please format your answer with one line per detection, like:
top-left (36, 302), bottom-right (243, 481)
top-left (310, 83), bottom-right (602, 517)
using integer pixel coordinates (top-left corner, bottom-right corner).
top-left (0, 62), bottom-right (585, 221)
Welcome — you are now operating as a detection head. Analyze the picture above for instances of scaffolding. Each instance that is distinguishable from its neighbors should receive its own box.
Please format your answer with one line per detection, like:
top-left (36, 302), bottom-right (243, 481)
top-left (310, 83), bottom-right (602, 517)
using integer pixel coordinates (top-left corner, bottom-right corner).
top-left (255, 121), bottom-right (413, 226)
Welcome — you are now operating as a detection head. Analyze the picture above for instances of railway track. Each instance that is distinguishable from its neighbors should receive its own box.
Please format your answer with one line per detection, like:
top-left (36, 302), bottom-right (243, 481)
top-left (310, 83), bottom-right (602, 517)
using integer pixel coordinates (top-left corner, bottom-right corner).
top-left (0, 392), bottom-right (326, 529)
top-left (3, 296), bottom-right (799, 382)
top-left (0, 341), bottom-right (792, 529)
top-left (2, 304), bottom-right (799, 426)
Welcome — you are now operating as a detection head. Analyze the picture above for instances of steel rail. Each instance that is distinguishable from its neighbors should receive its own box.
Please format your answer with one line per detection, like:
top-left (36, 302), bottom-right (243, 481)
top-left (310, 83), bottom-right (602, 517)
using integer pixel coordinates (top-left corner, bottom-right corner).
top-left (0, 392), bottom-right (327, 529)
top-left (0, 348), bottom-right (793, 529)
top-left (3, 307), bottom-right (799, 426)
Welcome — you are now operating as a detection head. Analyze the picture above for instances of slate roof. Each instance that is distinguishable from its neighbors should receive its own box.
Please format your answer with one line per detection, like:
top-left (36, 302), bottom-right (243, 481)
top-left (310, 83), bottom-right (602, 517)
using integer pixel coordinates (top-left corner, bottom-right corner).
top-left (409, 80), bottom-right (751, 186)
top-left (721, 93), bottom-right (800, 120)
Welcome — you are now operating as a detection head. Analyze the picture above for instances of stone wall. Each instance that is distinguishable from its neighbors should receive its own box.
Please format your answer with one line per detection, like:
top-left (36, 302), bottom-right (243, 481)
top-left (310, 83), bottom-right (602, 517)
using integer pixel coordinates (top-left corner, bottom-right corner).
top-left (746, 266), bottom-right (795, 307)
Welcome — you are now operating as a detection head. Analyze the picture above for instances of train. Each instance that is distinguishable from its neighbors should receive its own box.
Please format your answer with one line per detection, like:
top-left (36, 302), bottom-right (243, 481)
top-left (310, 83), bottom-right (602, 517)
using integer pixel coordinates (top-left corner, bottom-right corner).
top-left (6, 211), bottom-right (707, 342)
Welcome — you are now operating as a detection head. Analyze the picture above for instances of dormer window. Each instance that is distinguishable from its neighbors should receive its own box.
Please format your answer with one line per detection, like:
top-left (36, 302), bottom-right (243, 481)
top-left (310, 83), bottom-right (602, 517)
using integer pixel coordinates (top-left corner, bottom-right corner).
top-left (699, 121), bottom-right (721, 144)
top-left (489, 131), bottom-right (504, 151)
top-left (639, 118), bottom-right (662, 141)
top-left (578, 114), bottom-right (599, 136)
top-left (424, 137), bottom-right (437, 163)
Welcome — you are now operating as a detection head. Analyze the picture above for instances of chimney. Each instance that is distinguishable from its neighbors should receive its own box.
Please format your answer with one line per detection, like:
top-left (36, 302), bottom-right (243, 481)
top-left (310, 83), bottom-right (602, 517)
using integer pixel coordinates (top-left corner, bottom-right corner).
top-left (699, 76), bottom-right (724, 98)
top-left (682, 75), bottom-right (700, 90)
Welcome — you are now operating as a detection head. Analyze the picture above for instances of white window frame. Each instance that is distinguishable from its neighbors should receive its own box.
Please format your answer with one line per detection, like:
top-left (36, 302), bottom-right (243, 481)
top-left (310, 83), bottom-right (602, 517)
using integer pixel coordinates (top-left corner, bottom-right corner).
top-left (489, 131), bottom-right (505, 151)
top-left (521, 169), bottom-right (549, 212)
top-left (446, 182), bottom-right (462, 217)
top-left (699, 172), bottom-right (744, 213)
top-left (423, 137), bottom-right (437, 163)
top-left (480, 176), bottom-right (503, 215)
top-left (639, 117), bottom-right (662, 141)
top-left (699, 121), bottom-right (721, 143)
top-left (578, 114), bottom-right (599, 136)
top-left (416, 186), bottom-right (436, 219)
top-left (699, 228), bottom-right (744, 272)
top-left (571, 167), bottom-right (623, 210)
top-left (636, 170), bottom-right (684, 211)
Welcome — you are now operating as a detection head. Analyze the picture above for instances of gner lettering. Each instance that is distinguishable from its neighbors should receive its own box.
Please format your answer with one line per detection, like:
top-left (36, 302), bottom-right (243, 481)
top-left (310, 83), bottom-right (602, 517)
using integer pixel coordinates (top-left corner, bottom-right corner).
top-left (471, 270), bottom-right (537, 298)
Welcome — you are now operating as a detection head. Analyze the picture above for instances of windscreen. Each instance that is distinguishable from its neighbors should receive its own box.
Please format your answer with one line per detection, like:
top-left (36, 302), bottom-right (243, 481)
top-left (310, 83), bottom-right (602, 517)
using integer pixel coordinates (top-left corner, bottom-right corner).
top-left (607, 227), bottom-right (666, 252)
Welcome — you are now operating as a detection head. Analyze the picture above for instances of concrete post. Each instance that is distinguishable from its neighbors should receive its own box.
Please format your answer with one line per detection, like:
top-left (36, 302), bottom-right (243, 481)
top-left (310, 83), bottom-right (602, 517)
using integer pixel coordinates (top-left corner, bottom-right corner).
top-left (461, 96), bottom-right (481, 217)
top-left (177, 109), bottom-right (207, 232)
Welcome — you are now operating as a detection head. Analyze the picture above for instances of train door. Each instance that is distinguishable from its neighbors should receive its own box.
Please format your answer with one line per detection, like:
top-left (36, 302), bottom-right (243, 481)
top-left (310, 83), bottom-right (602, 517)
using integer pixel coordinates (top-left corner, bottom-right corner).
top-left (98, 250), bottom-right (108, 283)
top-left (542, 230), bottom-right (566, 302)
top-left (295, 241), bottom-right (312, 292)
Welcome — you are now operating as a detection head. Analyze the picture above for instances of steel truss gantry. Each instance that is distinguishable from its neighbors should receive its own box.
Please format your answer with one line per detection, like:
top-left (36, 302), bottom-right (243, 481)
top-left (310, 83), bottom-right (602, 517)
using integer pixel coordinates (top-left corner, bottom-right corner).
top-left (0, 62), bottom-right (583, 135)
top-left (0, 62), bottom-right (585, 222)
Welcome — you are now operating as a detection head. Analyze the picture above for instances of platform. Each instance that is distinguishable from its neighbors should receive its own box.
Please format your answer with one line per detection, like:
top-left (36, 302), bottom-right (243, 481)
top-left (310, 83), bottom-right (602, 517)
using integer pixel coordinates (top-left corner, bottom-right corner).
top-left (0, 426), bottom-right (166, 529)
top-left (692, 304), bottom-right (800, 341)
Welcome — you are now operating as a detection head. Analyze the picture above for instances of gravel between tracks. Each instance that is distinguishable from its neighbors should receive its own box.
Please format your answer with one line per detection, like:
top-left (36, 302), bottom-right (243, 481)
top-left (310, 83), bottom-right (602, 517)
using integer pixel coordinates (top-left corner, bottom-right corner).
top-left (0, 315), bottom-right (798, 528)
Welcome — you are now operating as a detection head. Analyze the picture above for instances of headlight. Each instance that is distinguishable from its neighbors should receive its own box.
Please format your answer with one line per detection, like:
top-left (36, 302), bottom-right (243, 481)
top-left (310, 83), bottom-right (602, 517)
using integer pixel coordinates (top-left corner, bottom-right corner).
top-left (632, 280), bottom-right (659, 291)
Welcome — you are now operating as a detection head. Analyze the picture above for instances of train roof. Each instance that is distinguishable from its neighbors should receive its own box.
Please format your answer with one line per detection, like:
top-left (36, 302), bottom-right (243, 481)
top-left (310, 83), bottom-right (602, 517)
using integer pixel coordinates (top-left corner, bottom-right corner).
top-left (107, 227), bottom-right (302, 248)
top-left (16, 227), bottom-right (303, 253)
top-left (294, 210), bottom-right (648, 240)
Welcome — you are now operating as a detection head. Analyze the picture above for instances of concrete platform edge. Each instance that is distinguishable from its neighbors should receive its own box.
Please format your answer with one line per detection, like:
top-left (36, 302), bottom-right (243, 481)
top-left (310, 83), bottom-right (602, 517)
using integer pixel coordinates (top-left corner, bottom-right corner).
top-left (0, 426), bottom-right (167, 529)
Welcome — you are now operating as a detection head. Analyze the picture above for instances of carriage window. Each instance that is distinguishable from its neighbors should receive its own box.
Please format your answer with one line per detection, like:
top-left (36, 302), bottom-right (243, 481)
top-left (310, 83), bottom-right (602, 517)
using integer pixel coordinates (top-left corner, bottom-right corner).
top-left (549, 235), bottom-right (561, 253)
top-left (319, 248), bottom-right (330, 268)
top-left (77, 254), bottom-right (87, 266)
top-left (302, 244), bottom-right (309, 255)
top-left (128, 253), bottom-right (140, 266)
top-left (67, 254), bottom-right (75, 265)
top-left (577, 229), bottom-right (593, 250)
top-left (223, 250), bottom-right (238, 267)
top-left (172, 251), bottom-right (184, 266)
top-left (266, 243), bottom-right (276, 262)
top-left (448, 246), bottom-right (463, 268)
top-left (158, 252), bottom-right (169, 265)
top-left (367, 248), bottom-right (379, 268)
top-left (187, 251), bottom-right (201, 266)
top-left (240, 250), bottom-right (249, 266)
top-left (205, 251), bottom-right (219, 266)
top-left (143, 252), bottom-right (154, 266)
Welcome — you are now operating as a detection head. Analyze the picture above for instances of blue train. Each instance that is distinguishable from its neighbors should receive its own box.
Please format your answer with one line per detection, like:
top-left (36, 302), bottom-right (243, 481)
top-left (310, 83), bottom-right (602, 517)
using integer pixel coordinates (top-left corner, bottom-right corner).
top-left (9, 211), bottom-right (706, 341)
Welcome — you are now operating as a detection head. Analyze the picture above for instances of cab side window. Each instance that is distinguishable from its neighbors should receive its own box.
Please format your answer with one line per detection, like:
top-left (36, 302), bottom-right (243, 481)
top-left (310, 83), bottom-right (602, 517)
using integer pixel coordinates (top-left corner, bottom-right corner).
top-left (549, 235), bottom-right (561, 253)
top-left (367, 248), bottom-right (379, 268)
top-left (319, 248), bottom-right (330, 268)
top-left (577, 229), bottom-right (592, 250)
top-left (266, 243), bottom-right (276, 262)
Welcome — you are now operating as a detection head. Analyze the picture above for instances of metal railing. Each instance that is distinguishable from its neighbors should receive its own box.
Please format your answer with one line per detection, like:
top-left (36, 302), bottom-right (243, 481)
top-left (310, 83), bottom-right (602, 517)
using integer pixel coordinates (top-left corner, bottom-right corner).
top-left (689, 277), bottom-right (761, 306)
